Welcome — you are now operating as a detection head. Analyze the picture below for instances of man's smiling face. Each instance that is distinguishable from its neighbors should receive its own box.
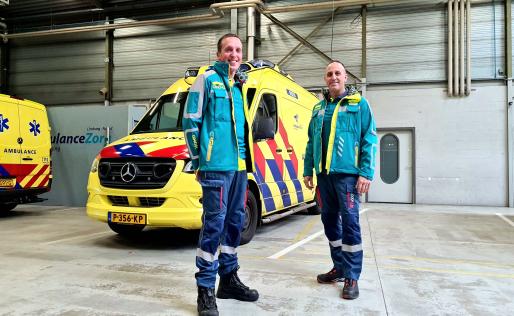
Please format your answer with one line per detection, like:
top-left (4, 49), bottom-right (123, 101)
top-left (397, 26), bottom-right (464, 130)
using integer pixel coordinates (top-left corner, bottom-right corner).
top-left (217, 36), bottom-right (243, 77)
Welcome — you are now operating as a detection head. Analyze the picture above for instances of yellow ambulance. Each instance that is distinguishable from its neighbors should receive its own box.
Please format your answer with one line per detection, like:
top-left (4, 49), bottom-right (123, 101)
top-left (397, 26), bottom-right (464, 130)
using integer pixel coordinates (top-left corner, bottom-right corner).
top-left (87, 60), bottom-right (319, 243)
top-left (0, 94), bottom-right (52, 212)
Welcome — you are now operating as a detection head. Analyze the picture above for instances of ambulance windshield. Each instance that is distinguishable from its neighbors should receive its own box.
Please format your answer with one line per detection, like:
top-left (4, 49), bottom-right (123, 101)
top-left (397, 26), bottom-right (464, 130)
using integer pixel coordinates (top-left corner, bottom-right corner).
top-left (132, 92), bottom-right (188, 134)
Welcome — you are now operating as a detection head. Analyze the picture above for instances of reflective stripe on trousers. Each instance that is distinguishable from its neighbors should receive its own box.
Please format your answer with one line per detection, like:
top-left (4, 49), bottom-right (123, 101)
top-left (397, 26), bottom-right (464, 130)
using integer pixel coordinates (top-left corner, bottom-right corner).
top-left (317, 172), bottom-right (363, 280)
top-left (195, 170), bottom-right (247, 288)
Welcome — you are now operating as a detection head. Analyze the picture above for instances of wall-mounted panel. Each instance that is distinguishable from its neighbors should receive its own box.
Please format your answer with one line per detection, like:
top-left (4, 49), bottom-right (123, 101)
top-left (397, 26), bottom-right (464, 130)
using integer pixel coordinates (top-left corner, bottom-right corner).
top-left (471, 1), bottom-right (504, 79)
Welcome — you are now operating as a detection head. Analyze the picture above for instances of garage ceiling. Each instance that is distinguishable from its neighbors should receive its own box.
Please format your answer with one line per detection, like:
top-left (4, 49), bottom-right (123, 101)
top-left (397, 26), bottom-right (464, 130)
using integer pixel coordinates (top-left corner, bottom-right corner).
top-left (0, 0), bottom-right (216, 32)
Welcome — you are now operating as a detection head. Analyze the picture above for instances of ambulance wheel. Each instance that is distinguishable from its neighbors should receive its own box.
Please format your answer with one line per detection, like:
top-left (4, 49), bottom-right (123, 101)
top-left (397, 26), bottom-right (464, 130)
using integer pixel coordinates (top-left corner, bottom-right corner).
top-left (0, 202), bottom-right (17, 213)
top-left (108, 222), bottom-right (145, 236)
top-left (240, 191), bottom-right (258, 245)
top-left (307, 194), bottom-right (321, 215)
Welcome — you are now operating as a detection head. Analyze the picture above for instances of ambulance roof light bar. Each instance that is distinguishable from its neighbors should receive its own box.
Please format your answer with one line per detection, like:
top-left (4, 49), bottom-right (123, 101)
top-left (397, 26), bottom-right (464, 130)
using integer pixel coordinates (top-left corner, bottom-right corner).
top-left (245, 59), bottom-right (290, 78)
top-left (184, 67), bottom-right (200, 79)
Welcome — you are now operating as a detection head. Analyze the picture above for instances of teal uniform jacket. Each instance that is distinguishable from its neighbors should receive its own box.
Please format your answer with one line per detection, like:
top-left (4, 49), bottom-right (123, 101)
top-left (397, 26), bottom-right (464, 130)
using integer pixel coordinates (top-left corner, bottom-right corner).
top-left (182, 61), bottom-right (254, 172)
top-left (303, 90), bottom-right (377, 180)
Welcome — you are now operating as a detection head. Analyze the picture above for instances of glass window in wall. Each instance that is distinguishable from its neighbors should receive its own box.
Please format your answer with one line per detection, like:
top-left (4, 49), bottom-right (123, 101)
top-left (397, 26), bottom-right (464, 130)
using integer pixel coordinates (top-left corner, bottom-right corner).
top-left (380, 133), bottom-right (399, 184)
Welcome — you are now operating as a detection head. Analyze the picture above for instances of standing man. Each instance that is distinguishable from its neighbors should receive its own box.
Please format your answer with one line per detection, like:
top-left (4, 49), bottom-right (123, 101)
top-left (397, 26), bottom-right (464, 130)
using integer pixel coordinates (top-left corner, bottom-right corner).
top-left (182, 33), bottom-right (259, 316)
top-left (303, 61), bottom-right (377, 300)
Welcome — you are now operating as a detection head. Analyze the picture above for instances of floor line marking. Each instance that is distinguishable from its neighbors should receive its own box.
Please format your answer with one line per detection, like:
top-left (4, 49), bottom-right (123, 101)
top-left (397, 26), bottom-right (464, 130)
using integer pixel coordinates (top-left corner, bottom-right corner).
top-left (268, 208), bottom-right (369, 260)
top-left (43, 231), bottom-right (112, 245)
top-left (496, 213), bottom-right (514, 227)
top-left (293, 216), bottom-right (319, 243)
top-left (383, 265), bottom-right (514, 280)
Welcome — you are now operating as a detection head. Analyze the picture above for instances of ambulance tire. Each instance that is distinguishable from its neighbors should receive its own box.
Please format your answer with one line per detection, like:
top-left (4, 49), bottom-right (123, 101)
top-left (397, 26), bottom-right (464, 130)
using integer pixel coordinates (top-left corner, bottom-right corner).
top-left (108, 222), bottom-right (145, 236)
top-left (0, 202), bottom-right (17, 214)
top-left (307, 194), bottom-right (321, 215)
top-left (240, 191), bottom-right (258, 245)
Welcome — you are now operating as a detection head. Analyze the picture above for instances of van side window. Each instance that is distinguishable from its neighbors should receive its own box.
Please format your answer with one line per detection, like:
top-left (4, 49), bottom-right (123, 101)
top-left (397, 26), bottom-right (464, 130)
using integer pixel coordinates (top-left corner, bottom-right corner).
top-left (246, 88), bottom-right (256, 109)
top-left (252, 93), bottom-right (278, 141)
top-left (255, 93), bottom-right (277, 132)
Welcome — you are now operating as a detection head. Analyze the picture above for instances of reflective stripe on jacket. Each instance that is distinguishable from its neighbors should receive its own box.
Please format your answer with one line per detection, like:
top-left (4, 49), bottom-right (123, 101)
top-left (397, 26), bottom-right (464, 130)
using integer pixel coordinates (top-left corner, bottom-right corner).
top-left (182, 61), bottom-right (254, 172)
top-left (303, 91), bottom-right (377, 179)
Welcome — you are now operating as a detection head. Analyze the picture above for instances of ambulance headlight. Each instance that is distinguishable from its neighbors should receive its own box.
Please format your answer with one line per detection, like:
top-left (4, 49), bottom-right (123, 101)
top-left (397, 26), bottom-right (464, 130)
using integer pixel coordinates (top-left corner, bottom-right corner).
top-left (90, 158), bottom-right (99, 173)
top-left (183, 160), bottom-right (195, 174)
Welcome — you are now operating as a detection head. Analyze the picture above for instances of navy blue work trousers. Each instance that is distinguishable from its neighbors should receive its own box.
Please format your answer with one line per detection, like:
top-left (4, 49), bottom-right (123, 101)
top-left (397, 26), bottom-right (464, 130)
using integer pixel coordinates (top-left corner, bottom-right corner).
top-left (316, 173), bottom-right (363, 280)
top-left (195, 170), bottom-right (247, 288)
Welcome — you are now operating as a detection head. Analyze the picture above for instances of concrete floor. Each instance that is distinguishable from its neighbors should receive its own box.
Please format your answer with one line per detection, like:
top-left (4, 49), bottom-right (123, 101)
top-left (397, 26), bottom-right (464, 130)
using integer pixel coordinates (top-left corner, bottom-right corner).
top-left (1, 203), bottom-right (514, 316)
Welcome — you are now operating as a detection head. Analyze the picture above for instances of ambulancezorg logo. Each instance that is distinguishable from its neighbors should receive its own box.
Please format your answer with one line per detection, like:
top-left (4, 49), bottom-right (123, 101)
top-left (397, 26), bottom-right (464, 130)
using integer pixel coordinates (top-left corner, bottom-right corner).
top-left (120, 162), bottom-right (137, 183)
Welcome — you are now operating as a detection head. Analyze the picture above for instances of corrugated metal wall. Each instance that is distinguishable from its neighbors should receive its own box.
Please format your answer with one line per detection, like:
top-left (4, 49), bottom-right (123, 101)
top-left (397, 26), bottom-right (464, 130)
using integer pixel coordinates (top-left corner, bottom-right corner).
top-left (5, 1), bottom-right (510, 105)
top-left (10, 33), bottom-right (105, 105)
top-left (258, 2), bottom-right (362, 88)
top-left (472, 1), bottom-right (504, 79)
top-left (113, 8), bottom-right (240, 102)
top-left (366, 1), bottom-right (504, 83)
top-left (511, 0), bottom-right (513, 76)
top-left (366, 4), bottom-right (446, 84)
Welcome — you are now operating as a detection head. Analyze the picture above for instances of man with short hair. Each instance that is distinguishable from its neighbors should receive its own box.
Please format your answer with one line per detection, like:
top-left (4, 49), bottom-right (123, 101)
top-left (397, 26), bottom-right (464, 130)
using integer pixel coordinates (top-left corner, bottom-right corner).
top-left (182, 33), bottom-right (259, 316)
top-left (303, 61), bottom-right (377, 300)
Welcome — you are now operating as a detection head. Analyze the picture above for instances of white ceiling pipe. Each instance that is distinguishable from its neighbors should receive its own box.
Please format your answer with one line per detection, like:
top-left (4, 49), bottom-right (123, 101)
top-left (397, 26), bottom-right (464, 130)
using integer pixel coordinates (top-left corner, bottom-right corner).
top-left (210, 0), bottom-right (263, 16)
top-left (460, 0), bottom-right (465, 96)
top-left (466, 0), bottom-right (471, 96)
top-left (2, 13), bottom-right (221, 39)
top-left (262, 0), bottom-right (412, 14)
top-left (1, 1), bottom-right (266, 40)
top-left (453, 0), bottom-right (459, 96)
top-left (448, 0), bottom-right (453, 97)
top-left (247, 6), bottom-right (256, 61)
top-left (1, 0), bottom-right (476, 41)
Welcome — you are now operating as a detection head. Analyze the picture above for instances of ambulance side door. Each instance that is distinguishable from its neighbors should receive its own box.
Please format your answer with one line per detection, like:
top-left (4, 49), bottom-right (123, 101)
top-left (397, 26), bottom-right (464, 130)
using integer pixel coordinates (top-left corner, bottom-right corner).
top-left (251, 90), bottom-right (289, 212)
top-left (17, 102), bottom-right (51, 189)
top-left (275, 93), bottom-right (307, 206)
top-left (0, 96), bottom-right (21, 186)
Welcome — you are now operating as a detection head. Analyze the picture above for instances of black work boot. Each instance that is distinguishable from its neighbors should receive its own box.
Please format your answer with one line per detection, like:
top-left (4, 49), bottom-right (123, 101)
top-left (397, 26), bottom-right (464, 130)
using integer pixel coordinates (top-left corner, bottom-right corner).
top-left (216, 268), bottom-right (259, 302)
top-left (197, 286), bottom-right (219, 316)
top-left (342, 279), bottom-right (359, 300)
top-left (317, 267), bottom-right (344, 284)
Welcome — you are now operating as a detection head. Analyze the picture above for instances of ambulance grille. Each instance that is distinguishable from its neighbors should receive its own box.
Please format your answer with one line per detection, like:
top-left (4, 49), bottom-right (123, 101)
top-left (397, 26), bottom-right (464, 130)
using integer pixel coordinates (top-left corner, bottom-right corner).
top-left (139, 197), bottom-right (166, 207)
top-left (108, 195), bottom-right (129, 206)
top-left (98, 158), bottom-right (176, 189)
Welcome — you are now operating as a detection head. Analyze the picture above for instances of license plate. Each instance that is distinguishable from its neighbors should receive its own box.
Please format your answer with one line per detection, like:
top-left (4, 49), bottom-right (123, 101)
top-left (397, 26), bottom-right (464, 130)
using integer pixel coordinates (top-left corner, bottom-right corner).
top-left (0, 178), bottom-right (15, 188)
top-left (109, 212), bottom-right (146, 224)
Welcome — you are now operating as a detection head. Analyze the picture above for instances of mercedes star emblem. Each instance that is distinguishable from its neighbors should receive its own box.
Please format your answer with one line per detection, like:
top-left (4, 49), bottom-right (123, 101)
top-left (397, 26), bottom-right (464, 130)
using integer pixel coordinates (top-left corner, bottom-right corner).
top-left (120, 162), bottom-right (137, 183)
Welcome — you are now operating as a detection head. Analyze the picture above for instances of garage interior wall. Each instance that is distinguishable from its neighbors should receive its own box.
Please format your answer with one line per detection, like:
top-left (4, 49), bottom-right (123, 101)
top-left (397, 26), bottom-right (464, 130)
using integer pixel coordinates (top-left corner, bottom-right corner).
top-left (112, 7), bottom-right (247, 102)
top-left (510, 0), bottom-right (514, 73)
top-left (3, 0), bottom-right (513, 206)
top-left (368, 84), bottom-right (507, 206)
top-left (258, 3), bottom-right (362, 88)
top-left (7, 1), bottom-right (506, 101)
top-left (10, 32), bottom-right (105, 105)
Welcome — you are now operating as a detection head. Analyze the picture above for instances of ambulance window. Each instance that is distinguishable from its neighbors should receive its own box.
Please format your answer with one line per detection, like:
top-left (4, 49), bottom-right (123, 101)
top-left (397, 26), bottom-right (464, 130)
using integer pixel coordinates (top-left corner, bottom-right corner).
top-left (132, 92), bottom-right (188, 134)
top-left (246, 88), bottom-right (256, 108)
top-left (254, 93), bottom-right (277, 133)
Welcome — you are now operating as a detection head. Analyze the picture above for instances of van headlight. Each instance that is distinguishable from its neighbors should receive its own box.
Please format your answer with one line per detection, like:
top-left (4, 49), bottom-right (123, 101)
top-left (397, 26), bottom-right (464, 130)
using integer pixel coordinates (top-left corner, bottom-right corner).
top-left (183, 160), bottom-right (195, 174)
top-left (90, 158), bottom-right (99, 173)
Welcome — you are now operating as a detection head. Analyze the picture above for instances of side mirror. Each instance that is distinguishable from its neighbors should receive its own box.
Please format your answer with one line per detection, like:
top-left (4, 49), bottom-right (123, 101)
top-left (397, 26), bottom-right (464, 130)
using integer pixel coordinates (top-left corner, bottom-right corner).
top-left (253, 117), bottom-right (275, 141)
